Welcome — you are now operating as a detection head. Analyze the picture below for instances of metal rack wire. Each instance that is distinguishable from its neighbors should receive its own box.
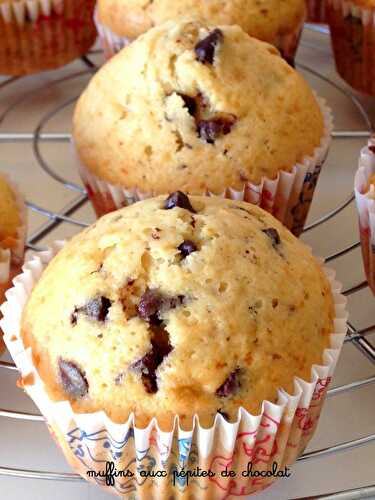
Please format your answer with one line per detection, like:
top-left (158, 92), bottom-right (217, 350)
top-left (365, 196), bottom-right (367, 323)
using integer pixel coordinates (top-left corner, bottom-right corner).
top-left (0, 26), bottom-right (375, 500)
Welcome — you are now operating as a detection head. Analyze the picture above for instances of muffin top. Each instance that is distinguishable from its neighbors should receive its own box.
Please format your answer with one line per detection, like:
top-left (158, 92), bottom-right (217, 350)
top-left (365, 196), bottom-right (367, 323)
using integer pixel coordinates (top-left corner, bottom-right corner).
top-left (97, 0), bottom-right (306, 42)
top-left (22, 194), bottom-right (334, 429)
top-left (0, 174), bottom-right (20, 248)
top-left (74, 20), bottom-right (324, 194)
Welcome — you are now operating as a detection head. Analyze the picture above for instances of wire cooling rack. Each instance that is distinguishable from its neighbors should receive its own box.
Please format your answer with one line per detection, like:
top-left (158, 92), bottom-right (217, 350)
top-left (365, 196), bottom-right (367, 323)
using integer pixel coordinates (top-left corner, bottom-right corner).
top-left (0, 25), bottom-right (374, 500)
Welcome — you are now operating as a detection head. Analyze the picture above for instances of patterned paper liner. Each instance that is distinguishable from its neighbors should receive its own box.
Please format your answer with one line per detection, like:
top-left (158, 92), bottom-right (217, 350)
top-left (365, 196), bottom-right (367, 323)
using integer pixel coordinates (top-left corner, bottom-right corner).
top-left (306, 0), bottom-right (327, 23)
top-left (327, 0), bottom-right (375, 95)
top-left (0, 173), bottom-right (27, 353)
top-left (94, 7), bottom-right (305, 64)
top-left (354, 136), bottom-right (375, 294)
top-left (76, 96), bottom-right (332, 237)
top-left (1, 241), bottom-right (347, 498)
top-left (0, 0), bottom-right (97, 76)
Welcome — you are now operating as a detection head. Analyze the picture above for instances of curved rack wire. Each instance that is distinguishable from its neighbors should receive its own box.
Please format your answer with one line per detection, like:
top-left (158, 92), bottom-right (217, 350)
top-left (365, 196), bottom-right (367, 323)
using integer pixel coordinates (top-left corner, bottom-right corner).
top-left (0, 30), bottom-right (375, 500)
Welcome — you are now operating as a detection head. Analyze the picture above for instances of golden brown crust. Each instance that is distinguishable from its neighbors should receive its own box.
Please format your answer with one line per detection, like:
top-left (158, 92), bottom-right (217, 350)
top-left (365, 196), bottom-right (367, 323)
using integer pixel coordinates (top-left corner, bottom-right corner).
top-left (21, 195), bottom-right (334, 429)
top-left (74, 20), bottom-right (324, 194)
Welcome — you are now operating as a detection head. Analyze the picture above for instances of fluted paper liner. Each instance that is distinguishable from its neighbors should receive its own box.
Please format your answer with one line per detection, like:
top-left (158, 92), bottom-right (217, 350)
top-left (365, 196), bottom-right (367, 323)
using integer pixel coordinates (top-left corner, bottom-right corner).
top-left (354, 136), bottom-right (375, 294)
top-left (94, 6), bottom-right (305, 63)
top-left (76, 96), bottom-right (332, 237)
top-left (327, 0), bottom-right (375, 95)
top-left (0, 173), bottom-right (27, 353)
top-left (1, 241), bottom-right (347, 497)
top-left (0, 0), bottom-right (96, 76)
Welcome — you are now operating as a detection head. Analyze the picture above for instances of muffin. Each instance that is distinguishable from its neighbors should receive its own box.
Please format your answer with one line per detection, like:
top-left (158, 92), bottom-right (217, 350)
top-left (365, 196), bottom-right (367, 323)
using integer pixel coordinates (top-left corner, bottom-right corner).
top-left (3, 195), bottom-right (347, 497)
top-left (355, 137), bottom-right (375, 294)
top-left (327, 0), bottom-right (375, 95)
top-left (0, 0), bottom-right (97, 75)
top-left (95, 0), bottom-right (306, 62)
top-left (0, 174), bottom-right (26, 353)
top-left (306, 0), bottom-right (327, 22)
top-left (74, 19), bottom-right (332, 236)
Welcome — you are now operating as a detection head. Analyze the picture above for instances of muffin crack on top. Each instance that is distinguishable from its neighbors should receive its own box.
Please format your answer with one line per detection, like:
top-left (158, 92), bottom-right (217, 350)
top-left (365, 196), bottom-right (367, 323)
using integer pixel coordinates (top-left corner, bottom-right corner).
top-left (21, 194), bottom-right (334, 430)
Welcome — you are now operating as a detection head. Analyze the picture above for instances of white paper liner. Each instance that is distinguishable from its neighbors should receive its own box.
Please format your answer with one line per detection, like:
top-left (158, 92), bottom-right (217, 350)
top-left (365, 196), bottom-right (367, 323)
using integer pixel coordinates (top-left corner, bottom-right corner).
top-left (94, 6), bottom-right (305, 63)
top-left (0, 0), bottom-right (64, 26)
top-left (1, 241), bottom-right (347, 497)
top-left (354, 136), bottom-right (375, 293)
top-left (76, 96), bottom-right (332, 237)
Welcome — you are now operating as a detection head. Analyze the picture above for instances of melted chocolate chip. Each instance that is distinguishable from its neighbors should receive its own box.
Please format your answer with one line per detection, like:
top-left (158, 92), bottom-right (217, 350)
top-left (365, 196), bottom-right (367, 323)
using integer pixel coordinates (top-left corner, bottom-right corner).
top-left (137, 289), bottom-right (185, 325)
top-left (59, 359), bottom-right (88, 399)
top-left (131, 349), bottom-right (160, 393)
top-left (216, 368), bottom-right (241, 397)
top-left (197, 116), bottom-right (236, 144)
top-left (178, 240), bottom-right (197, 259)
top-left (164, 191), bottom-right (196, 213)
top-left (262, 228), bottom-right (281, 248)
top-left (85, 296), bottom-right (112, 321)
top-left (179, 93), bottom-right (197, 116)
top-left (195, 28), bottom-right (223, 64)
top-left (131, 328), bottom-right (173, 393)
top-left (137, 289), bottom-right (164, 325)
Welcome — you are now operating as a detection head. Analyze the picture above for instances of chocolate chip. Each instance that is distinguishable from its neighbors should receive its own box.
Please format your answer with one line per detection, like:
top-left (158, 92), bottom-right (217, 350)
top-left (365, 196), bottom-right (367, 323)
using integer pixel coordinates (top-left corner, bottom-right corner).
top-left (178, 240), bottom-right (197, 259)
top-left (217, 408), bottom-right (230, 421)
top-left (137, 289), bottom-right (164, 325)
top-left (216, 368), bottom-right (241, 397)
top-left (85, 296), bottom-right (112, 321)
top-left (131, 329), bottom-right (173, 393)
top-left (179, 94), bottom-right (197, 116)
top-left (195, 28), bottom-right (223, 64)
top-left (197, 116), bottom-right (236, 144)
top-left (70, 310), bottom-right (78, 326)
top-left (58, 359), bottom-right (88, 399)
top-left (262, 228), bottom-right (281, 248)
top-left (164, 191), bottom-right (196, 213)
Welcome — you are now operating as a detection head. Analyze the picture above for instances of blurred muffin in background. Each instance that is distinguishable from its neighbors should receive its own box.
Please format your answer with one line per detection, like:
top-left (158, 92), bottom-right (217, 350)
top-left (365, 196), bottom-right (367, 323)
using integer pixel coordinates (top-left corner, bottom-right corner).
top-left (327, 0), bottom-right (375, 95)
top-left (0, 0), bottom-right (97, 75)
top-left (96, 0), bottom-right (306, 63)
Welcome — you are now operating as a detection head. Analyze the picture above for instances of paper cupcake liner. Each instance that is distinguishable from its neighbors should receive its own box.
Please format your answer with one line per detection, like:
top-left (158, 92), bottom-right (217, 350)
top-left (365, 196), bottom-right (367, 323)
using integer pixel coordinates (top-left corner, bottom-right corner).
top-left (0, 173), bottom-right (27, 353)
top-left (306, 0), bottom-right (327, 23)
top-left (95, 7), bottom-right (304, 65)
top-left (0, 0), bottom-right (97, 76)
top-left (76, 96), bottom-right (332, 237)
top-left (1, 242), bottom-right (347, 497)
top-left (327, 0), bottom-right (375, 95)
top-left (354, 136), bottom-right (375, 294)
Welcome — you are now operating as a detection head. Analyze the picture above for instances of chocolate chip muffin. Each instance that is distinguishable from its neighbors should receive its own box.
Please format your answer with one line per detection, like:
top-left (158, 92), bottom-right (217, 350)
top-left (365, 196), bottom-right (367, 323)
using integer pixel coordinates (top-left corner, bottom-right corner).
top-left (96, 0), bottom-right (306, 61)
top-left (327, 0), bottom-right (375, 95)
top-left (21, 194), bottom-right (334, 429)
top-left (74, 19), bottom-right (328, 227)
top-left (0, 173), bottom-right (26, 354)
top-left (0, 174), bottom-right (21, 247)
